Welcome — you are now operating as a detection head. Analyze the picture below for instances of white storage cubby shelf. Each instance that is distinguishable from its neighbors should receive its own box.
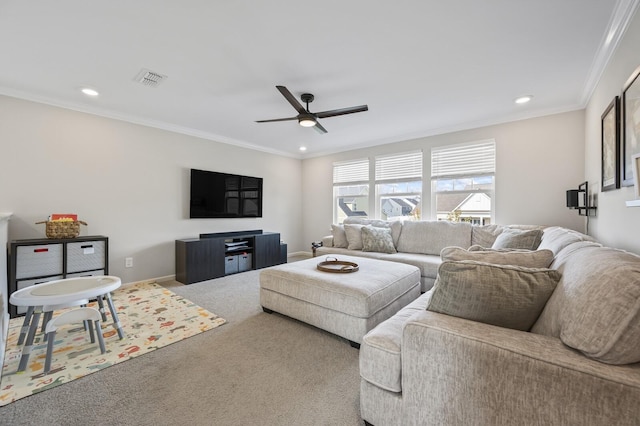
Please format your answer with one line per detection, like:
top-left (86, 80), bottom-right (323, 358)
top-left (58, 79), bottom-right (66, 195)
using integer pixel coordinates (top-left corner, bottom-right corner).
top-left (8, 236), bottom-right (108, 318)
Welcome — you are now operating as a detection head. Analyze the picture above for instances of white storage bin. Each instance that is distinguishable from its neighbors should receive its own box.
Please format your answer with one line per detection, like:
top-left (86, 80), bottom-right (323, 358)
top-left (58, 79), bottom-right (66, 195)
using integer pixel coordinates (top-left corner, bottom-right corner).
top-left (238, 253), bottom-right (252, 272)
top-left (15, 244), bottom-right (63, 279)
top-left (225, 255), bottom-right (239, 275)
top-left (66, 240), bottom-right (106, 273)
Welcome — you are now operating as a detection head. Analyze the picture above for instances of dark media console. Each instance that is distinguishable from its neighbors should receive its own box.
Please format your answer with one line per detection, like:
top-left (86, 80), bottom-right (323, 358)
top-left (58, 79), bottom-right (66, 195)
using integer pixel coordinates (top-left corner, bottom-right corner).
top-left (175, 230), bottom-right (287, 284)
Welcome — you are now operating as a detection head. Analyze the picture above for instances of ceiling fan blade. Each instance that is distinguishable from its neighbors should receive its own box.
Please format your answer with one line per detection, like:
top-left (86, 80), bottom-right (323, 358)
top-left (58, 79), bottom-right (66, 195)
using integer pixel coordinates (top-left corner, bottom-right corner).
top-left (255, 116), bottom-right (298, 123)
top-left (276, 85), bottom-right (307, 115)
top-left (313, 121), bottom-right (328, 134)
top-left (315, 105), bottom-right (368, 119)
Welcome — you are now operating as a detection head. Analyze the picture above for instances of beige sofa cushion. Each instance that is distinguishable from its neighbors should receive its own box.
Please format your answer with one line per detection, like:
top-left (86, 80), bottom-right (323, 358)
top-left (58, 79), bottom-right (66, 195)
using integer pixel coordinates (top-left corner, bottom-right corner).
top-left (440, 246), bottom-right (554, 268)
top-left (492, 228), bottom-right (543, 250)
top-left (397, 220), bottom-right (471, 255)
top-left (427, 260), bottom-right (560, 331)
top-left (537, 226), bottom-right (594, 255)
top-left (360, 291), bottom-right (432, 392)
top-left (532, 244), bottom-right (640, 364)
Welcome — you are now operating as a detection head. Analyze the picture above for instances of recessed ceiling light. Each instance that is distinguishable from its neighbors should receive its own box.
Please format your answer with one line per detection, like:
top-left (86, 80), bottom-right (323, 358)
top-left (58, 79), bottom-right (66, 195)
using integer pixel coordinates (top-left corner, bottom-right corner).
top-left (299, 146), bottom-right (307, 152)
top-left (81, 88), bottom-right (99, 97)
top-left (515, 95), bottom-right (533, 104)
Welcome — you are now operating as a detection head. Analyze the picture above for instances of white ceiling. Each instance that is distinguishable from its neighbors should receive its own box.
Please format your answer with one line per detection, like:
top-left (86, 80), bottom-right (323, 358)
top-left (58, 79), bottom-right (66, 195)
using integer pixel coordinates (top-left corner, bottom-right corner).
top-left (0, 1), bottom-right (636, 158)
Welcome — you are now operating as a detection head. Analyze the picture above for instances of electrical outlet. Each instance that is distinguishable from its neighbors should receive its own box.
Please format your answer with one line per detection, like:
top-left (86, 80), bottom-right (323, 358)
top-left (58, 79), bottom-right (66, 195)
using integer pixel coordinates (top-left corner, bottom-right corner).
top-left (125, 257), bottom-right (133, 268)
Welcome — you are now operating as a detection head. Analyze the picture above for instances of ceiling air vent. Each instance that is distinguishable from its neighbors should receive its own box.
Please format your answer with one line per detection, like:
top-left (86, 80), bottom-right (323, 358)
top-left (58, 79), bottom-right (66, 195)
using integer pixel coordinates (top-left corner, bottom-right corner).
top-left (134, 68), bottom-right (167, 88)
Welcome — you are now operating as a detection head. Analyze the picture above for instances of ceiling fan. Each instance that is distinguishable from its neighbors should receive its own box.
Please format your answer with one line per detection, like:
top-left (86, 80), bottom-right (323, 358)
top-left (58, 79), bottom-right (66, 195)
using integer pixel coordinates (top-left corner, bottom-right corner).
top-left (255, 85), bottom-right (368, 134)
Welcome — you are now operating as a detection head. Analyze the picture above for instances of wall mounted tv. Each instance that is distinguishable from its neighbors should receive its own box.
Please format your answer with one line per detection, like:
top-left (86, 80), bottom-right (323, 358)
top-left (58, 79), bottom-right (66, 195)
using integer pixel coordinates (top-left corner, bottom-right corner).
top-left (190, 169), bottom-right (263, 218)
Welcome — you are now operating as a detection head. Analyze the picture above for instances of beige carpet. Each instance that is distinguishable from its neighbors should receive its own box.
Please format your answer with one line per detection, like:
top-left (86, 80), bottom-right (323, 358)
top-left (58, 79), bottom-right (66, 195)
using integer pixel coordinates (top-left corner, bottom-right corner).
top-left (0, 281), bottom-right (226, 406)
top-left (0, 270), bottom-right (363, 425)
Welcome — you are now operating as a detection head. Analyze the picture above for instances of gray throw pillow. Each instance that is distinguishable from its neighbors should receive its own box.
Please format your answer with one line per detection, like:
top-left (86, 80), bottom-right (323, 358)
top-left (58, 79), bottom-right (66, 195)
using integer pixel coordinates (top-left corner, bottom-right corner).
top-left (426, 260), bottom-right (561, 331)
top-left (440, 246), bottom-right (554, 268)
top-left (492, 228), bottom-right (543, 250)
top-left (362, 226), bottom-right (397, 254)
top-left (331, 224), bottom-right (348, 248)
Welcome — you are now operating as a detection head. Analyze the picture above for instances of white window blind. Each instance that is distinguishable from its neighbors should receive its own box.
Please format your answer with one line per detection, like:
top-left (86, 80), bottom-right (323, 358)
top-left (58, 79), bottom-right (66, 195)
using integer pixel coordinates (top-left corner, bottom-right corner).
top-left (431, 140), bottom-right (495, 179)
top-left (375, 151), bottom-right (423, 182)
top-left (333, 159), bottom-right (369, 184)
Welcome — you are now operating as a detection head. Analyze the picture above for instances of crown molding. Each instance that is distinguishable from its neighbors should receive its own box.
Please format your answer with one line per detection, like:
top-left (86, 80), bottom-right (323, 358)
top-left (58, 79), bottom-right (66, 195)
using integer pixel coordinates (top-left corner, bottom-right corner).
top-left (0, 89), bottom-right (302, 160)
top-left (580, 0), bottom-right (640, 105)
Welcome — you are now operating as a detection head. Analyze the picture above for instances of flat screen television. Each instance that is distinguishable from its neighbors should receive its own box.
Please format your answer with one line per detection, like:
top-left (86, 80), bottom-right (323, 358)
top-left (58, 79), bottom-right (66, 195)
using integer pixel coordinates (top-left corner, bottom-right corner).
top-left (190, 169), bottom-right (263, 218)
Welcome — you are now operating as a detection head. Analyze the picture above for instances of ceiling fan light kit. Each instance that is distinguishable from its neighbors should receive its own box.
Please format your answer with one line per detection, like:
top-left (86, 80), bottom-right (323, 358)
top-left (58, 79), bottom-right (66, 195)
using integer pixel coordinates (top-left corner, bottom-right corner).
top-left (256, 85), bottom-right (368, 134)
top-left (298, 117), bottom-right (316, 127)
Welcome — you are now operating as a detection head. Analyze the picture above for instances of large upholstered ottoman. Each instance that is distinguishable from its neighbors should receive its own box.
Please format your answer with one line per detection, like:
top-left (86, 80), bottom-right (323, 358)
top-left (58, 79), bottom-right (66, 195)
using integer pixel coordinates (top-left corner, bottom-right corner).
top-left (259, 255), bottom-right (421, 347)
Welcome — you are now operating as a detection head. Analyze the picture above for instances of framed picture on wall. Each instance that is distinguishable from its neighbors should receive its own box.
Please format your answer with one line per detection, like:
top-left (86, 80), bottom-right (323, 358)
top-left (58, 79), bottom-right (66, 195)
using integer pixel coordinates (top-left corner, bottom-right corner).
top-left (601, 96), bottom-right (620, 191)
top-left (622, 65), bottom-right (640, 187)
top-left (633, 153), bottom-right (640, 198)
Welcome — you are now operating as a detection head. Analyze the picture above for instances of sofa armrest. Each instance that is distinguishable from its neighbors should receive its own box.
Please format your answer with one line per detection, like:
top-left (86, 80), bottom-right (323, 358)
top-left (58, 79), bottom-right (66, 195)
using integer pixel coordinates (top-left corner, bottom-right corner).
top-left (320, 235), bottom-right (334, 247)
top-left (401, 310), bottom-right (640, 425)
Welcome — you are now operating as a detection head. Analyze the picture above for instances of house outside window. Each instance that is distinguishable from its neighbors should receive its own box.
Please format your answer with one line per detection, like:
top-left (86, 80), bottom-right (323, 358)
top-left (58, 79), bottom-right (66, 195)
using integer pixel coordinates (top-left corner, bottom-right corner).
top-left (375, 151), bottom-right (423, 220)
top-left (333, 159), bottom-right (369, 224)
top-left (431, 140), bottom-right (495, 224)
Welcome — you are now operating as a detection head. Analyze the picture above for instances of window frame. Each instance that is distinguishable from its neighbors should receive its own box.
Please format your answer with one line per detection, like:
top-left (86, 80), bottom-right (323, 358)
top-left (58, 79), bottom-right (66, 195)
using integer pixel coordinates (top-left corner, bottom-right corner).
top-left (374, 151), bottom-right (423, 220)
top-left (332, 158), bottom-right (371, 224)
top-left (430, 140), bottom-right (496, 224)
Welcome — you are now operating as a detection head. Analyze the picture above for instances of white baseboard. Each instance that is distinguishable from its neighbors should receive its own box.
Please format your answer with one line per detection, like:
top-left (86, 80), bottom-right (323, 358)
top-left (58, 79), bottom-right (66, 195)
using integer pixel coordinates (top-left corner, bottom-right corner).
top-left (288, 251), bottom-right (312, 259)
top-left (121, 256), bottom-right (314, 289)
top-left (121, 274), bottom-right (176, 288)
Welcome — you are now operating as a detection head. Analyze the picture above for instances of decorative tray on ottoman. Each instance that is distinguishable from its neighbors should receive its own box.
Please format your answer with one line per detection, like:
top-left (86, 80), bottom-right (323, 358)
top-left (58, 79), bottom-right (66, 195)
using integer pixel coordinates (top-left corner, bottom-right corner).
top-left (316, 257), bottom-right (359, 273)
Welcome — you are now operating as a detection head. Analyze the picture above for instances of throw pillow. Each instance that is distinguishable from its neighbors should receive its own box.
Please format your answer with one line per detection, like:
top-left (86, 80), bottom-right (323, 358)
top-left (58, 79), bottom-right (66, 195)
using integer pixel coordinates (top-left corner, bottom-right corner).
top-left (426, 260), bottom-right (561, 331)
top-left (440, 246), bottom-right (554, 268)
top-left (362, 226), bottom-right (397, 254)
top-left (471, 224), bottom-right (504, 247)
top-left (492, 228), bottom-right (543, 250)
top-left (344, 218), bottom-right (403, 247)
top-left (344, 224), bottom-right (365, 250)
top-left (331, 224), bottom-right (348, 248)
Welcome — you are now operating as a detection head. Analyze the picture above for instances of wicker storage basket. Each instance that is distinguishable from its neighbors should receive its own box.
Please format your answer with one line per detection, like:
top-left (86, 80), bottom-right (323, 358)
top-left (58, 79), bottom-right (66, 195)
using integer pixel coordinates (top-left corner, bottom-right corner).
top-left (36, 220), bottom-right (87, 239)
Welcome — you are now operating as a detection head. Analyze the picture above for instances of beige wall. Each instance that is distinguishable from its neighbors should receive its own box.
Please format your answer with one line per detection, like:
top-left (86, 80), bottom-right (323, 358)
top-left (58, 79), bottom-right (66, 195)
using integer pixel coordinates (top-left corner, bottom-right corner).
top-left (585, 8), bottom-right (640, 254)
top-left (0, 96), bottom-right (303, 283)
top-left (302, 110), bottom-right (586, 246)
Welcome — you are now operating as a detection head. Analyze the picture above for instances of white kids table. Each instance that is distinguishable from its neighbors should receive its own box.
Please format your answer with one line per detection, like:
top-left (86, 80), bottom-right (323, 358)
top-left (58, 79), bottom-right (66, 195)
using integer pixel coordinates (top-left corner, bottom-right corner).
top-left (9, 275), bottom-right (124, 372)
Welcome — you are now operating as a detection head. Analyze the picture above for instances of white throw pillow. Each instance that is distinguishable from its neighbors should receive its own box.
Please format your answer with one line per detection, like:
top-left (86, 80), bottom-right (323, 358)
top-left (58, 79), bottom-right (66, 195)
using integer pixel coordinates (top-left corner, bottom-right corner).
top-left (331, 224), bottom-right (348, 248)
top-left (344, 224), bottom-right (365, 250)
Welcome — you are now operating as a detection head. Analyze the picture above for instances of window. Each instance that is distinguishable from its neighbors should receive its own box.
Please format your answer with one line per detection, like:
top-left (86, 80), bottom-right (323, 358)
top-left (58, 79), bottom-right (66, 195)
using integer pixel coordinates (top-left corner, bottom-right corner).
top-left (333, 159), bottom-right (370, 223)
top-left (375, 151), bottom-right (423, 220)
top-left (431, 140), bottom-right (495, 224)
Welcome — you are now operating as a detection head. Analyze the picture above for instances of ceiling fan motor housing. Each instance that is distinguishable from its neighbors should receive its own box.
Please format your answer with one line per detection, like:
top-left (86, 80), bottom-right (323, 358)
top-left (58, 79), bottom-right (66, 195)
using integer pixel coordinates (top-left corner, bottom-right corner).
top-left (301, 93), bottom-right (314, 104)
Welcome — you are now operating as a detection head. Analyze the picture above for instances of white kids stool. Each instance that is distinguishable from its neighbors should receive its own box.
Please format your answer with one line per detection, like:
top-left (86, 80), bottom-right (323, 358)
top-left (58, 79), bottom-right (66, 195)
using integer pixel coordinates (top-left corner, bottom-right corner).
top-left (44, 307), bottom-right (106, 373)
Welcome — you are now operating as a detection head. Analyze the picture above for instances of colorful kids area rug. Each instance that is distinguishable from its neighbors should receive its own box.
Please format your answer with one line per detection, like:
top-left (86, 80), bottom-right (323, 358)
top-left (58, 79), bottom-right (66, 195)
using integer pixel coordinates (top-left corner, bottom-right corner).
top-left (0, 281), bottom-right (226, 406)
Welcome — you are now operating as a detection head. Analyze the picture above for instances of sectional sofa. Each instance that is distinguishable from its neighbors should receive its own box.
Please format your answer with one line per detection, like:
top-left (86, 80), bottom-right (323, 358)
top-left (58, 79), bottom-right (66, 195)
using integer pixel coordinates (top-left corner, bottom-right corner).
top-left (318, 218), bottom-right (640, 425)
top-left (318, 217), bottom-right (543, 292)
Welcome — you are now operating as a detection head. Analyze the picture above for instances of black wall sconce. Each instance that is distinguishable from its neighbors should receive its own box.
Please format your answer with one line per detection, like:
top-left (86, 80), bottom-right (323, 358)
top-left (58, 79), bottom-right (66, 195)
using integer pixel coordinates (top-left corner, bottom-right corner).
top-left (566, 181), bottom-right (597, 216)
